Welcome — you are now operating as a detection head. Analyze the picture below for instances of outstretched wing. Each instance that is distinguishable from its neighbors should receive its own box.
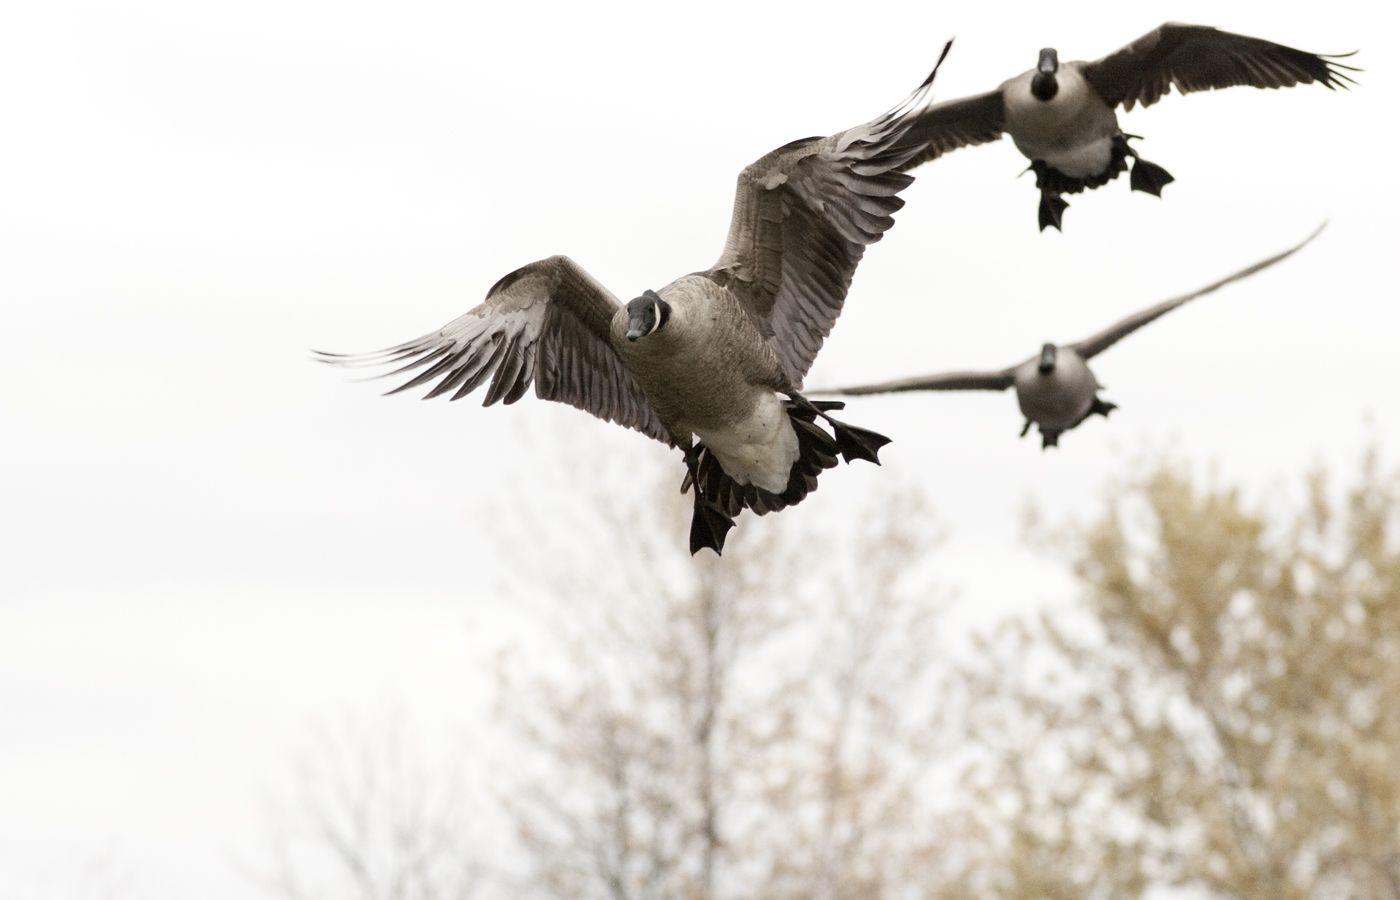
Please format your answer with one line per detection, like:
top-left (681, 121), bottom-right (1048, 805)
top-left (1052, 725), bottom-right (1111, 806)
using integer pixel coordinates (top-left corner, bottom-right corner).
top-left (1069, 223), bottom-right (1325, 361)
top-left (708, 41), bottom-right (957, 388)
top-left (315, 255), bottom-right (673, 445)
top-left (892, 90), bottom-right (1006, 171)
top-left (817, 367), bottom-right (1016, 396)
top-left (1082, 22), bottom-right (1357, 111)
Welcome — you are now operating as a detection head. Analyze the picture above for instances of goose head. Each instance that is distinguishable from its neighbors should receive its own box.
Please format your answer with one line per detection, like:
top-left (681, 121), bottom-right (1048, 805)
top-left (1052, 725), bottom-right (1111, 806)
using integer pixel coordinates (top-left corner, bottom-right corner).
top-left (625, 290), bottom-right (672, 342)
top-left (1031, 48), bottom-right (1059, 102)
top-left (1037, 342), bottom-right (1057, 374)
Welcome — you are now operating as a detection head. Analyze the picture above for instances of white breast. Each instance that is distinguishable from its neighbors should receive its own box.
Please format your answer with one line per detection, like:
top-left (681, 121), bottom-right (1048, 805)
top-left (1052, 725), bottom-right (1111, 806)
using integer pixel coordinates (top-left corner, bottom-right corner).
top-left (1003, 63), bottom-right (1118, 171)
top-left (692, 391), bottom-right (798, 494)
top-left (1013, 351), bottom-right (1099, 430)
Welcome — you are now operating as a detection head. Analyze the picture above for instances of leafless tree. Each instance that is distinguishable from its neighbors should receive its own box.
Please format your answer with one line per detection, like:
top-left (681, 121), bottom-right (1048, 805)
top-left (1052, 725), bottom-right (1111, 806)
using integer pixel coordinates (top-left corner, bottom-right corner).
top-left (263, 421), bottom-right (1400, 899)
top-left (489, 436), bottom-right (956, 899)
top-left (259, 715), bottom-right (484, 900)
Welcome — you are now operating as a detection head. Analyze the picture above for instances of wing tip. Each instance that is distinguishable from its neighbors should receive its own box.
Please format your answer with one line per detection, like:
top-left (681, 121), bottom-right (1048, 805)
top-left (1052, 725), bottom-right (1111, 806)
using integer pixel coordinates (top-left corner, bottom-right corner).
top-left (919, 38), bottom-right (956, 89)
top-left (1324, 54), bottom-right (1362, 89)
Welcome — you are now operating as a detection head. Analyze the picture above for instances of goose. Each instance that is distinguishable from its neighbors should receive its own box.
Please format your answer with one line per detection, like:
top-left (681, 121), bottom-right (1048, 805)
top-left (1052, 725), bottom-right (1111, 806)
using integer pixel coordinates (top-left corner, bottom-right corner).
top-left (899, 24), bottom-right (1355, 230)
top-left (818, 224), bottom-right (1323, 448)
top-left (316, 45), bottom-right (963, 555)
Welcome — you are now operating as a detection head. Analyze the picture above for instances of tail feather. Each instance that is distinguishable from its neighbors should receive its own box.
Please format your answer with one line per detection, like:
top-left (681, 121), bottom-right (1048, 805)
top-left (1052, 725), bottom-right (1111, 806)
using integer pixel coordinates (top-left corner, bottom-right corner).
top-left (681, 400), bottom-right (888, 531)
top-left (1030, 133), bottom-right (1134, 195)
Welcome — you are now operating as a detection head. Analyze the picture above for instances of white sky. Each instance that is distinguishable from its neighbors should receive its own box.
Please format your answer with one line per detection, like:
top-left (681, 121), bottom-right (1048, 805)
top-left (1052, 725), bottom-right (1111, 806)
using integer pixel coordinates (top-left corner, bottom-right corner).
top-left (1, 0), bottom-right (1395, 896)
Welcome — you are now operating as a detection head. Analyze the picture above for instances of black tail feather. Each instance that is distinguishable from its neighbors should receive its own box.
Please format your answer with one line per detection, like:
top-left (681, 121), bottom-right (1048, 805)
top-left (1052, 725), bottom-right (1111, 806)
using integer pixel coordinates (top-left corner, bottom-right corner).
top-left (680, 398), bottom-right (889, 550)
top-left (1030, 133), bottom-right (1133, 195)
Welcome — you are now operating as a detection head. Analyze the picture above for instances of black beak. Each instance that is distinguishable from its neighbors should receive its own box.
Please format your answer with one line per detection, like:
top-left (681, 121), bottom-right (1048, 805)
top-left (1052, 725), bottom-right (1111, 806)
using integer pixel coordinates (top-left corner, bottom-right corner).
top-left (1038, 48), bottom-right (1058, 75)
top-left (1038, 343), bottom-right (1057, 374)
top-left (625, 324), bottom-right (645, 342)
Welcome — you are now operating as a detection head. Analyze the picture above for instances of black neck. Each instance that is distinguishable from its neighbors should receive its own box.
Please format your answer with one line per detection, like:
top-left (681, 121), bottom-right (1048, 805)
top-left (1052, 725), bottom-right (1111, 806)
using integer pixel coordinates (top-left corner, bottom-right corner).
top-left (1032, 48), bottom-right (1059, 101)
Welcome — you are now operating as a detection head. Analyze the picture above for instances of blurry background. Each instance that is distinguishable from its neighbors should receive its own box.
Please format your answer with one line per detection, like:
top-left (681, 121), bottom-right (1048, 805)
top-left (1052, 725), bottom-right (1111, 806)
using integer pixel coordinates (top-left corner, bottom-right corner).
top-left (1, 0), bottom-right (1395, 896)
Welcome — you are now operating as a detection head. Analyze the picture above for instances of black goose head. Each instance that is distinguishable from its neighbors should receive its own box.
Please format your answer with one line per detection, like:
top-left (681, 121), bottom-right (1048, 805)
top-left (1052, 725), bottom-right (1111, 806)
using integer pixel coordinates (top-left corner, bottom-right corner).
top-left (1031, 48), bottom-right (1059, 102)
top-left (1037, 342), bottom-right (1058, 375)
top-left (625, 290), bottom-right (672, 342)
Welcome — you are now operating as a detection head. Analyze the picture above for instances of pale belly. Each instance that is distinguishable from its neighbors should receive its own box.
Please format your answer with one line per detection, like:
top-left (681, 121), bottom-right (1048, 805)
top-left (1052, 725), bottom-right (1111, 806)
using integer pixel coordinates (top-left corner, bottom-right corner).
top-left (692, 391), bottom-right (798, 494)
top-left (1015, 367), bottom-right (1097, 430)
top-left (1036, 135), bottom-right (1115, 179)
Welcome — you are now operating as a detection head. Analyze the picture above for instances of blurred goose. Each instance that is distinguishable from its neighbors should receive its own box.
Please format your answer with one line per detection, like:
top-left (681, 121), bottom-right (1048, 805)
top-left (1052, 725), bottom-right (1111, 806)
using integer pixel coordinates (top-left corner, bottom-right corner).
top-left (316, 45), bottom-right (965, 555)
top-left (900, 24), bottom-right (1355, 230)
top-left (819, 224), bottom-right (1323, 448)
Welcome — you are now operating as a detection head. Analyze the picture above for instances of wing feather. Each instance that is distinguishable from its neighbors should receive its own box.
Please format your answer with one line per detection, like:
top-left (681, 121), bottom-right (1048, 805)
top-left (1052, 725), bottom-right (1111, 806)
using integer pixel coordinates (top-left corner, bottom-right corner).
top-left (1068, 224), bottom-right (1325, 360)
top-left (316, 256), bottom-right (673, 445)
top-left (708, 41), bottom-right (961, 387)
top-left (817, 369), bottom-right (1017, 396)
top-left (1082, 23), bottom-right (1357, 111)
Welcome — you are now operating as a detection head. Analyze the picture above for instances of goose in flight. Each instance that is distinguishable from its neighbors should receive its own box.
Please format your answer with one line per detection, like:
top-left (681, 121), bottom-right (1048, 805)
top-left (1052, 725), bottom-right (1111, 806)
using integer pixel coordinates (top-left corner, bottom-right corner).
top-left (317, 45), bottom-right (964, 555)
top-left (818, 224), bottom-right (1323, 447)
top-left (900, 24), bottom-right (1355, 230)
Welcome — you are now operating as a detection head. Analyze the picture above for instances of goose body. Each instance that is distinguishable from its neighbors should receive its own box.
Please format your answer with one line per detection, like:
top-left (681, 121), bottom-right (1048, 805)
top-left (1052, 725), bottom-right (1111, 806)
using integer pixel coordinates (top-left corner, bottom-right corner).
top-left (897, 24), bottom-right (1355, 230)
top-left (317, 45), bottom-right (963, 555)
top-left (1001, 63), bottom-right (1118, 180)
top-left (1012, 345), bottom-right (1100, 433)
top-left (818, 226), bottom-right (1323, 448)
top-left (611, 275), bottom-right (797, 493)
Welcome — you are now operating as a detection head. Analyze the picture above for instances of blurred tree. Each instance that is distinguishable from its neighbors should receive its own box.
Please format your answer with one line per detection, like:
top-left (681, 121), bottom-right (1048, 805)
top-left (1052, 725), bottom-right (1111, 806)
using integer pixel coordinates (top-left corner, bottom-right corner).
top-left (947, 448), bottom-right (1400, 899)
top-left (260, 716), bottom-right (483, 900)
top-left (261, 426), bottom-right (1400, 899)
top-left (489, 443), bottom-right (957, 899)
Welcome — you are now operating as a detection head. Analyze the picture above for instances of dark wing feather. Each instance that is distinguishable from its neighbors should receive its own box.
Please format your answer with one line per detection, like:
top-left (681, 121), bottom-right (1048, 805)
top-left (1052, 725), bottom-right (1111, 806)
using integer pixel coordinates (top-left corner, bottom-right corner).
top-left (891, 90), bottom-right (1006, 172)
top-left (315, 255), bottom-right (673, 445)
top-left (1069, 223), bottom-right (1324, 360)
top-left (708, 41), bottom-right (959, 388)
top-left (817, 368), bottom-right (1016, 396)
top-left (1082, 22), bottom-right (1358, 111)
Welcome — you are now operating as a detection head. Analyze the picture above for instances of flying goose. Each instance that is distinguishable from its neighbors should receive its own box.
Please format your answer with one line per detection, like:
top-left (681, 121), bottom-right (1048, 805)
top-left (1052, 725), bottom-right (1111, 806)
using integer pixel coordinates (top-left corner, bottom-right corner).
top-left (819, 224), bottom-right (1323, 447)
top-left (900, 24), bottom-right (1355, 230)
top-left (317, 45), bottom-right (964, 555)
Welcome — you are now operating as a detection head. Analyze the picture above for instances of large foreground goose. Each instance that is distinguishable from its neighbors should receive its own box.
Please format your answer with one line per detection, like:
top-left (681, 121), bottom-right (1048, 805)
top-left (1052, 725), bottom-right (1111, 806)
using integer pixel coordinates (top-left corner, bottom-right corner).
top-left (317, 45), bottom-right (962, 555)
top-left (900, 24), bottom-right (1355, 230)
top-left (819, 224), bottom-right (1323, 447)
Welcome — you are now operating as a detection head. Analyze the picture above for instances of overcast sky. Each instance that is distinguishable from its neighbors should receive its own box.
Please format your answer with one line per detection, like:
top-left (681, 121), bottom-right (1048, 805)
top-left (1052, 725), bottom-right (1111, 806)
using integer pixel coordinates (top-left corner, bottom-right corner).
top-left (1, 0), bottom-right (1395, 896)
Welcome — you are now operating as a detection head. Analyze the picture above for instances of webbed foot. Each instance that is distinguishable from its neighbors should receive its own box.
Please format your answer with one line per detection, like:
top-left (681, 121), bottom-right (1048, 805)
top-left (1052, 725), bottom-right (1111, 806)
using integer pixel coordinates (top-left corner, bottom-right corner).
top-left (1090, 397), bottom-right (1118, 419)
top-left (682, 444), bottom-right (736, 555)
top-left (1129, 157), bottom-right (1174, 197)
top-left (689, 496), bottom-right (735, 556)
top-left (1038, 191), bottom-right (1069, 232)
top-left (828, 421), bottom-right (892, 465)
top-left (787, 393), bottom-right (891, 466)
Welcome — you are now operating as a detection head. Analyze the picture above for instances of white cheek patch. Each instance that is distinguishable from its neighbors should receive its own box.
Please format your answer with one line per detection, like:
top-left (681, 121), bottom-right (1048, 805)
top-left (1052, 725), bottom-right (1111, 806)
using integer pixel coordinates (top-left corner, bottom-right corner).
top-left (649, 301), bottom-right (662, 336)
